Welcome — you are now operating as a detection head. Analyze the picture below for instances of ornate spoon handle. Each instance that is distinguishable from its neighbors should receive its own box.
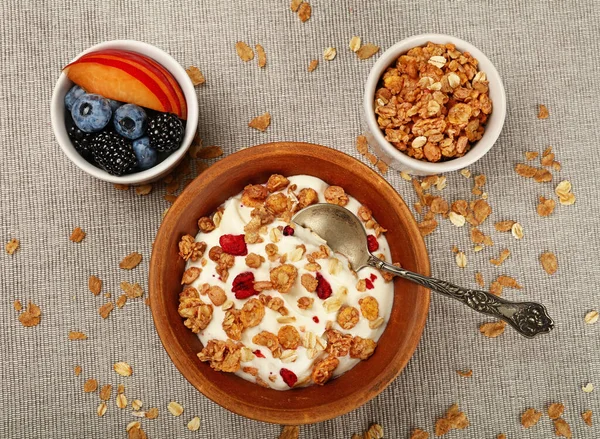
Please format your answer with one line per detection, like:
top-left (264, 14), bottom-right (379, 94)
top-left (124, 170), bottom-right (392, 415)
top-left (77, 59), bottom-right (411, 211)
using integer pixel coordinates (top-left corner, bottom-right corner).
top-left (368, 256), bottom-right (554, 338)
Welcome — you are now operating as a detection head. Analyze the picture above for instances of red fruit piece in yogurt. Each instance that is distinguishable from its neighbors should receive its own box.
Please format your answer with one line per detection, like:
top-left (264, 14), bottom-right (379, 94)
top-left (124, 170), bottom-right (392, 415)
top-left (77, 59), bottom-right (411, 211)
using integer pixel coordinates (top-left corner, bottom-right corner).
top-left (365, 278), bottom-right (374, 290)
top-left (315, 272), bottom-right (332, 300)
top-left (219, 234), bottom-right (248, 256)
top-left (283, 226), bottom-right (294, 236)
top-left (370, 273), bottom-right (377, 282)
top-left (280, 368), bottom-right (298, 387)
top-left (312, 316), bottom-right (319, 323)
top-left (253, 349), bottom-right (265, 358)
top-left (232, 271), bottom-right (257, 299)
top-left (367, 235), bottom-right (379, 252)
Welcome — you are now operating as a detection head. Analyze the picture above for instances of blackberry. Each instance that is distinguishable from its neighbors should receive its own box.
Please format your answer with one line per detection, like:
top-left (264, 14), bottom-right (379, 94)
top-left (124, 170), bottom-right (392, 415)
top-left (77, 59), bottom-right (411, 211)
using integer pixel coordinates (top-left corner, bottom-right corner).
top-left (66, 115), bottom-right (96, 162)
top-left (90, 132), bottom-right (138, 176)
top-left (147, 113), bottom-right (184, 152)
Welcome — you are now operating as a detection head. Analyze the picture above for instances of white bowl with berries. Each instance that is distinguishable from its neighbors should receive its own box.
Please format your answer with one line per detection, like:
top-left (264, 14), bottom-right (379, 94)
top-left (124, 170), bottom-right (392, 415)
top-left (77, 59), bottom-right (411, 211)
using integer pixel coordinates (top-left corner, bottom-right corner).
top-left (51, 40), bottom-right (199, 184)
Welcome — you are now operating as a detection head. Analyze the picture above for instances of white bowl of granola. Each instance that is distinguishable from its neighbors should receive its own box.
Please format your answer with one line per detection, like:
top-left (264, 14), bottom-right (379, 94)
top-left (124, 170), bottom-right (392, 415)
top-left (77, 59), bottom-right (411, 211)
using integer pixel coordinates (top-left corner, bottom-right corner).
top-left (363, 34), bottom-right (506, 175)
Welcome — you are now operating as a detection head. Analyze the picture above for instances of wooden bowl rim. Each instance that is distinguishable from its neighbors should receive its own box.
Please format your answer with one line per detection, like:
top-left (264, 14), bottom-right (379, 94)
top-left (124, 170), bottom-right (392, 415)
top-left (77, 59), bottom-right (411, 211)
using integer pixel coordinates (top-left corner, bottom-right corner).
top-left (149, 142), bottom-right (430, 424)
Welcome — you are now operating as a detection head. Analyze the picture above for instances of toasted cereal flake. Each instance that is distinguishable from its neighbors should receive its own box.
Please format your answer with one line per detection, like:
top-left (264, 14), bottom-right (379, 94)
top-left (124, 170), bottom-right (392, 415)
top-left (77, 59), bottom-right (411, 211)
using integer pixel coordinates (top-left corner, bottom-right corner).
top-left (456, 369), bottom-right (473, 377)
top-left (497, 275), bottom-right (522, 289)
top-left (460, 169), bottom-right (471, 178)
top-left (515, 163), bottom-right (537, 178)
top-left (538, 104), bottom-right (549, 119)
top-left (435, 403), bottom-right (469, 436)
top-left (449, 212), bottom-right (466, 227)
top-left (511, 222), bottom-right (524, 240)
top-left (116, 393), bottom-right (127, 409)
top-left (188, 416), bottom-right (201, 431)
top-left (196, 145), bottom-right (223, 159)
top-left (235, 41), bottom-right (254, 61)
top-left (490, 249), bottom-right (510, 266)
top-left (417, 218), bottom-right (438, 236)
top-left (135, 184), bottom-right (152, 195)
top-left (349, 36), bottom-right (361, 52)
top-left (88, 275), bottom-right (102, 296)
top-left (116, 294), bottom-right (127, 309)
top-left (365, 152), bottom-right (378, 165)
top-left (84, 379), bottom-right (98, 393)
top-left (279, 425), bottom-right (299, 439)
top-left (323, 47), bottom-right (337, 61)
top-left (409, 429), bottom-right (429, 439)
top-left (248, 112), bottom-right (271, 131)
top-left (553, 418), bottom-right (572, 438)
top-left (525, 151), bottom-right (539, 160)
top-left (69, 227), bottom-right (86, 243)
top-left (547, 402), bottom-right (565, 420)
top-left (98, 302), bottom-right (113, 319)
top-left (540, 252), bottom-right (558, 275)
top-left (537, 196), bottom-right (556, 217)
top-left (18, 302), bottom-right (41, 327)
top-left (533, 168), bottom-right (552, 183)
top-left (520, 408), bottom-right (542, 428)
top-left (356, 43), bottom-right (380, 60)
top-left (114, 183), bottom-right (130, 191)
top-left (74, 365), bottom-right (82, 376)
top-left (117, 384), bottom-right (125, 394)
top-left (365, 423), bottom-right (384, 438)
top-left (126, 421), bottom-right (140, 432)
top-left (290, 0), bottom-right (302, 11)
top-left (120, 281), bottom-right (143, 298)
top-left (555, 180), bottom-right (572, 197)
top-left (475, 272), bottom-right (484, 287)
top-left (479, 320), bottom-right (506, 338)
top-left (376, 160), bottom-right (388, 174)
top-left (168, 401), bottom-right (184, 417)
top-left (165, 180), bottom-right (179, 195)
top-left (297, 1), bottom-right (311, 21)
top-left (186, 66), bottom-right (205, 85)
top-left (131, 399), bottom-right (143, 411)
top-left (97, 402), bottom-right (107, 417)
top-left (495, 220), bottom-right (516, 232)
top-left (455, 252), bottom-right (467, 268)
top-left (12, 299), bottom-right (22, 312)
top-left (119, 252), bottom-right (142, 270)
top-left (114, 362), bottom-right (133, 377)
top-left (308, 59), bottom-right (319, 72)
top-left (255, 44), bottom-right (267, 68)
top-left (584, 310), bottom-right (599, 324)
top-left (582, 410), bottom-right (592, 426)
top-left (490, 281), bottom-right (503, 296)
top-left (355, 135), bottom-right (368, 155)
top-left (559, 193), bottom-right (576, 205)
top-left (582, 382), bottom-right (594, 393)
top-left (5, 238), bottom-right (19, 254)
top-left (146, 407), bottom-right (159, 419)
top-left (68, 331), bottom-right (87, 340)
top-left (400, 171), bottom-right (412, 181)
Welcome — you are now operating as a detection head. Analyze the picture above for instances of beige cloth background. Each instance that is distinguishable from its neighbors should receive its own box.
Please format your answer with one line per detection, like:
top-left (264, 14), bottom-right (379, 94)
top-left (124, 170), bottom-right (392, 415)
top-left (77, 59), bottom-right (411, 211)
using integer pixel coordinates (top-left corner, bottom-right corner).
top-left (1, 0), bottom-right (599, 438)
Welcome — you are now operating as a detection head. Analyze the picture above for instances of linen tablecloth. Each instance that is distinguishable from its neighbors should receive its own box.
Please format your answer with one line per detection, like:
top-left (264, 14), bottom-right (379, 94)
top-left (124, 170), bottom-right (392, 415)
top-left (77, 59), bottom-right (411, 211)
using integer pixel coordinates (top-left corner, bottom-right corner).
top-left (1, 1), bottom-right (599, 437)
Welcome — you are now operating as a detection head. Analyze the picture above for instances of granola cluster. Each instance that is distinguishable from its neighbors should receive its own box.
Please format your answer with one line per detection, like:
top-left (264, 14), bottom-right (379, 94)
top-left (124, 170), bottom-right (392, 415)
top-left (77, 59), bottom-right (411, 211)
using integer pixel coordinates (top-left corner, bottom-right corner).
top-left (374, 42), bottom-right (492, 162)
top-left (176, 174), bottom-right (396, 389)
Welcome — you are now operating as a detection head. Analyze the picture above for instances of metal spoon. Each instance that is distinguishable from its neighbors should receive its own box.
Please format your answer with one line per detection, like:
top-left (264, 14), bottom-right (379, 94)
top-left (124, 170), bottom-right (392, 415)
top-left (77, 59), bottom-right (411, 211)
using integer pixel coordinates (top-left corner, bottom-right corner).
top-left (293, 204), bottom-right (554, 338)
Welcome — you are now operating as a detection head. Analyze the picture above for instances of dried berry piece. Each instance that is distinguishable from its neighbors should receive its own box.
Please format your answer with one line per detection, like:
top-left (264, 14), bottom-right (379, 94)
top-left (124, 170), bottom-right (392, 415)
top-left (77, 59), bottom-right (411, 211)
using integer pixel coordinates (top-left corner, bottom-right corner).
top-left (231, 272), bottom-right (258, 299)
top-left (367, 235), bottom-right (379, 252)
top-left (280, 368), bottom-right (298, 387)
top-left (219, 234), bottom-right (248, 256)
top-left (315, 272), bottom-right (332, 299)
top-left (283, 226), bottom-right (294, 236)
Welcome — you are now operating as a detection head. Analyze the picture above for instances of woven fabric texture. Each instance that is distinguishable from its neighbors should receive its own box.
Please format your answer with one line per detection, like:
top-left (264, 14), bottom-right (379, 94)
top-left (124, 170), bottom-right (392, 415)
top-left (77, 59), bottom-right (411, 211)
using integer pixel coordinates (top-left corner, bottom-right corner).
top-left (1, 0), bottom-right (599, 438)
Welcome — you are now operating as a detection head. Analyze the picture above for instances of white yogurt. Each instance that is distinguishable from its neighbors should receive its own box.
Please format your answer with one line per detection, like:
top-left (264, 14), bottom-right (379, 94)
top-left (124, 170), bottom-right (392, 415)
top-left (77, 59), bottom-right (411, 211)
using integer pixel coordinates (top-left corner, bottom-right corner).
top-left (184, 175), bottom-right (394, 390)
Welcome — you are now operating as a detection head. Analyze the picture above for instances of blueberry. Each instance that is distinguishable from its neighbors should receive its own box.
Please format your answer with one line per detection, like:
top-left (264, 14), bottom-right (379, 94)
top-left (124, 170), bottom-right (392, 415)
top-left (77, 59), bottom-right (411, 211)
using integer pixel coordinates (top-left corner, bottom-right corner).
top-left (107, 99), bottom-right (122, 112)
top-left (71, 94), bottom-right (112, 133)
top-left (113, 104), bottom-right (147, 139)
top-left (64, 85), bottom-right (86, 111)
top-left (132, 136), bottom-right (157, 170)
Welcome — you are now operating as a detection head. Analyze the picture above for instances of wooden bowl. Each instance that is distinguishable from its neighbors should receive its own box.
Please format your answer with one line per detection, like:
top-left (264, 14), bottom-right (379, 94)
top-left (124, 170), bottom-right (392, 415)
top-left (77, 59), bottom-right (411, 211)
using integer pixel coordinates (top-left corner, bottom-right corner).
top-left (149, 142), bottom-right (430, 424)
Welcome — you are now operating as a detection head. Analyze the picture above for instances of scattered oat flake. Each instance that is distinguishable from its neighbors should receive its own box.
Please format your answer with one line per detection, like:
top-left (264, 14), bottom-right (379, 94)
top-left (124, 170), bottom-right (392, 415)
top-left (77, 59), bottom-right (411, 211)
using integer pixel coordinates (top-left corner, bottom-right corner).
top-left (97, 402), bottom-right (107, 417)
top-left (186, 66), bottom-right (205, 85)
top-left (356, 43), bottom-right (380, 60)
top-left (5, 238), bottom-right (19, 254)
top-left (475, 272), bottom-right (484, 287)
top-left (456, 369), bottom-right (473, 377)
top-left (349, 36), bottom-right (361, 52)
top-left (68, 331), bottom-right (87, 340)
top-left (248, 112), bottom-right (271, 131)
top-left (117, 384), bottom-right (125, 394)
top-left (116, 393), bottom-right (127, 409)
top-left (479, 320), bottom-right (506, 338)
top-left (188, 416), bottom-right (201, 431)
top-left (323, 47), bottom-right (337, 61)
top-left (132, 399), bottom-right (143, 411)
top-left (449, 212), bottom-right (466, 227)
top-left (521, 408), bottom-right (542, 428)
top-left (582, 382), bottom-right (594, 393)
top-left (74, 365), bottom-right (82, 376)
top-left (168, 401), bottom-right (184, 417)
top-left (365, 423), bottom-right (384, 438)
top-left (584, 310), bottom-right (599, 324)
top-left (290, 0), bottom-right (302, 12)
top-left (235, 41), bottom-right (254, 62)
top-left (308, 59), bottom-right (319, 72)
top-left (553, 418), bottom-right (572, 438)
top-left (114, 361), bottom-right (133, 377)
top-left (146, 407), bottom-right (159, 419)
top-left (547, 403), bottom-right (565, 420)
top-left (490, 249), bottom-right (510, 266)
top-left (84, 379), bottom-right (98, 393)
top-left (455, 251), bottom-right (467, 268)
top-left (297, 2), bottom-right (311, 22)
top-left (540, 252), bottom-right (558, 275)
top-left (460, 169), bottom-right (471, 178)
top-left (256, 44), bottom-right (267, 68)
top-left (538, 104), bottom-right (549, 119)
top-left (119, 252), bottom-right (142, 270)
top-left (582, 410), bottom-right (592, 426)
top-left (279, 425), bottom-right (299, 439)
top-left (135, 184), bottom-right (152, 195)
top-left (13, 299), bottom-right (22, 311)
top-left (511, 222), bottom-right (524, 240)
top-left (69, 227), bottom-right (86, 243)
top-left (113, 183), bottom-right (130, 191)
top-left (18, 302), bottom-right (41, 327)
top-left (409, 429), bottom-right (429, 439)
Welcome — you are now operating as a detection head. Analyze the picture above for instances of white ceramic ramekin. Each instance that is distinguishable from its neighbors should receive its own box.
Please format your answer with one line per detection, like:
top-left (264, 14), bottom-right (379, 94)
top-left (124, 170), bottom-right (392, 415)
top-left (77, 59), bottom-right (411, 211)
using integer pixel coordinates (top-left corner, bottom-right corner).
top-left (51, 40), bottom-right (198, 185)
top-left (363, 34), bottom-right (506, 176)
